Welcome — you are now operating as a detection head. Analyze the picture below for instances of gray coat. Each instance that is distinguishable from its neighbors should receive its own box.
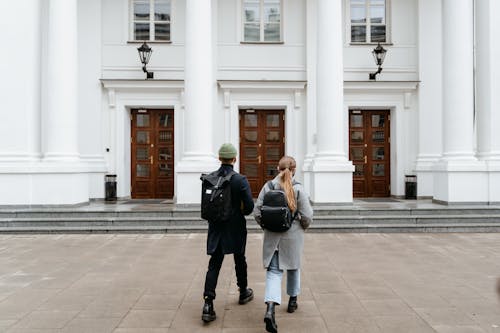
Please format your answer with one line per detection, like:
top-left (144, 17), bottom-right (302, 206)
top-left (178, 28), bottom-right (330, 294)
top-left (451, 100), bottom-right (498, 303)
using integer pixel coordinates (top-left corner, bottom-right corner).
top-left (253, 177), bottom-right (314, 270)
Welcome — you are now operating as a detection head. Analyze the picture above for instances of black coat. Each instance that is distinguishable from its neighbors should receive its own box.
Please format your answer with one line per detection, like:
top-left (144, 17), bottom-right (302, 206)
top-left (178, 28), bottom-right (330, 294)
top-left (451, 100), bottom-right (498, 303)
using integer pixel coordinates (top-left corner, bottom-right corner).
top-left (206, 164), bottom-right (254, 255)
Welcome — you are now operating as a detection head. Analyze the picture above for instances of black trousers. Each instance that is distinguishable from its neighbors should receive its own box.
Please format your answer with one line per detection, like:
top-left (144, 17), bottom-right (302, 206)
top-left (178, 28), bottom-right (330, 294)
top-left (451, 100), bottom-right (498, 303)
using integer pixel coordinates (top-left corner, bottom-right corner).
top-left (203, 243), bottom-right (248, 300)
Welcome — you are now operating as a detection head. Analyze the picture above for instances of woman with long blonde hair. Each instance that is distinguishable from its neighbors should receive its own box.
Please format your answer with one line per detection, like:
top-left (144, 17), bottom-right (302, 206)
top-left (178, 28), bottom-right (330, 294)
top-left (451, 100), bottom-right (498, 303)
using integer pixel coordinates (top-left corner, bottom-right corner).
top-left (254, 156), bottom-right (313, 333)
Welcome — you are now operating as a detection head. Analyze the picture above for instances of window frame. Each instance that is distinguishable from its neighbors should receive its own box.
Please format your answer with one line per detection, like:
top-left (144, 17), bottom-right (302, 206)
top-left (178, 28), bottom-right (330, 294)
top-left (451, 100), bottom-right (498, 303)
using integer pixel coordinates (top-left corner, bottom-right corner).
top-left (129, 0), bottom-right (172, 43)
top-left (346, 0), bottom-right (391, 45)
top-left (241, 0), bottom-right (284, 44)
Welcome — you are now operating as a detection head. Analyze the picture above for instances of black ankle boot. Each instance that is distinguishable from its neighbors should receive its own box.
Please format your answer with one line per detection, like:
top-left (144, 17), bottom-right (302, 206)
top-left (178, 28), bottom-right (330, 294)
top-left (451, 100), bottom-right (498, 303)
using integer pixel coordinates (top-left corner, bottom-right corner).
top-left (287, 296), bottom-right (298, 313)
top-left (264, 301), bottom-right (278, 333)
top-left (201, 297), bottom-right (216, 323)
top-left (239, 287), bottom-right (254, 304)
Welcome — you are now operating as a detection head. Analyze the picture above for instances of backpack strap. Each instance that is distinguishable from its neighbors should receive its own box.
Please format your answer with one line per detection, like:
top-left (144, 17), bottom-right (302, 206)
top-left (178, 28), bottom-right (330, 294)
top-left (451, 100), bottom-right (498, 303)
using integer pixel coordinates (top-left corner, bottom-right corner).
top-left (266, 181), bottom-right (275, 191)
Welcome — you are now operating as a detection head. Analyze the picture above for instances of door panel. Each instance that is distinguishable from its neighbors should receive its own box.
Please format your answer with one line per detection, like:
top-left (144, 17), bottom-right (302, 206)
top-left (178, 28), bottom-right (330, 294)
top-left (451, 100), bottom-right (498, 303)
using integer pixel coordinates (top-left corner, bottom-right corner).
top-left (240, 110), bottom-right (285, 197)
top-left (131, 109), bottom-right (174, 199)
top-left (349, 110), bottom-right (390, 197)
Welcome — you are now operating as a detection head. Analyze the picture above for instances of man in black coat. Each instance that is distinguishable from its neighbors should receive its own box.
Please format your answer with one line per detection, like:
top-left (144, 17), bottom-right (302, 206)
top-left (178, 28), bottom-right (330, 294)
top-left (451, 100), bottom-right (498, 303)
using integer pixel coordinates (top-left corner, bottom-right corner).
top-left (202, 143), bottom-right (255, 323)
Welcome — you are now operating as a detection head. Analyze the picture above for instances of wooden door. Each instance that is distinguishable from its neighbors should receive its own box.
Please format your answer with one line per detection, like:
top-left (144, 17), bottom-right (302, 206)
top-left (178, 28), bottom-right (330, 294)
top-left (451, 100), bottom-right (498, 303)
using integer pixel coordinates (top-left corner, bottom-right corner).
top-left (131, 109), bottom-right (174, 199)
top-left (349, 110), bottom-right (390, 197)
top-left (239, 109), bottom-right (285, 197)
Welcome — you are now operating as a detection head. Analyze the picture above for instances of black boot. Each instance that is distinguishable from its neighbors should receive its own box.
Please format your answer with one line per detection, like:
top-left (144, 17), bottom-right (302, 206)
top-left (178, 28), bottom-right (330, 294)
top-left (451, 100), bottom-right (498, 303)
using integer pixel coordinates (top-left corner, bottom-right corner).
top-left (264, 301), bottom-right (278, 333)
top-left (287, 296), bottom-right (298, 313)
top-left (201, 297), bottom-right (216, 323)
top-left (238, 287), bottom-right (254, 304)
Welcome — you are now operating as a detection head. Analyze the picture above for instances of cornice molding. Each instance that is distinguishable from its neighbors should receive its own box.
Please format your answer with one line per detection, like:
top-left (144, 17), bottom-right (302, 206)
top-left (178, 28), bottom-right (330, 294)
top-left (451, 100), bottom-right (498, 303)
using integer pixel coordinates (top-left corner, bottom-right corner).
top-left (217, 80), bottom-right (307, 90)
top-left (100, 79), bottom-right (184, 90)
top-left (344, 81), bottom-right (419, 92)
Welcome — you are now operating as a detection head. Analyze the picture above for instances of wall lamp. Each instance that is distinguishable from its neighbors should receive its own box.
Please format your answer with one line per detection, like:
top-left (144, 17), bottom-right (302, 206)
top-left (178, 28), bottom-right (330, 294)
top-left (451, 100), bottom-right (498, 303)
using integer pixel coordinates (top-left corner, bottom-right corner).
top-left (137, 42), bottom-right (154, 79)
top-left (369, 43), bottom-right (387, 80)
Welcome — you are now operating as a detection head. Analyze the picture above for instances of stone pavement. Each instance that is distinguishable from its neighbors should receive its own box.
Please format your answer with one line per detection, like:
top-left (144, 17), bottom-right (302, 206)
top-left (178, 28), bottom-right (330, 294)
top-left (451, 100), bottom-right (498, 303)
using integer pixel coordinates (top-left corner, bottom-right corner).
top-left (0, 233), bottom-right (500, 333)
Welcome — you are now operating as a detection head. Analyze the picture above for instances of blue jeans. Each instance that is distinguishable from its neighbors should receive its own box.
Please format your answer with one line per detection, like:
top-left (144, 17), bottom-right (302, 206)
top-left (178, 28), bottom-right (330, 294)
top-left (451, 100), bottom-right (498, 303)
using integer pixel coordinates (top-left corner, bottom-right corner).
top-left (264, 251), bottom-right (300, 305)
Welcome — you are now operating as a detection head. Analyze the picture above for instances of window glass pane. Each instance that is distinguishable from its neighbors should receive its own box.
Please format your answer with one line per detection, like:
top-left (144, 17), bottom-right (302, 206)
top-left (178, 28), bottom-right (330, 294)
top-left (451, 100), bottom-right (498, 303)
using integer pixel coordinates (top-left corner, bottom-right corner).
top-left (159, 148), bottom-right (172, 161)
top-left (134, 1), bottom-right (150, 20)
top-left (351, 131), bottom-right (364, 142)
top-left (244, 23), bottom-right (260, 41)
top-left (370, 6), bottom-right (385, 23)
top-left (134, 23), bottom-right (150, 40)
top-left (244, 114), bottom-right (258, 127)
top-left (159, 114), bottom-right (173, 127)
top-left (372, 115), bottom-right (385, 127)
top-left (351, 114), bottom-right (363, 127)
top-left (136, 131), bottom-right (150, 144)
top-left (155, 23), bottom-right (170, 40)
top-left (373, 147), bottom-right (385, 160)
top-left (266, 114), bottom-right (280, 127)
top-left (371, 0), bottom-right (385, 5)
top-left (373, 164), bottom-right (385, 176)
top-left (158, 163), bottom-right (172, 177)
top-left (136, 147), bottom-right (149, 160)
top-left (159, 131), bottom-right (173, 142)
top-left (137, 164), bottom-right (150, 177)
top-left (137, 114), bottom-right (149, 127)
top-left (354, 164), bottom-right (364, 176)
top-left (159, 163), bottom-right (172, 176)
top-left (372, 131), bottom-right (385, 142)
top-left (371, 25), bottom-right (386, 43)
top-left (244, 2), bottom-right (260, 22)
top-left (155, 0), bottom-right (170, 21)
top-left (264, 3), bottom-right (281, 23)
top-left (266, 147), bottom-right (280, 160)
top-left (244, 146), bottom-right (258, 159)
top-left (266, 131), bottom-right (280, 142)
top-left (244, 131), bottom-right (258, 142)
top-left (351, 26), bottom-right (366, 43)
top-left (351, 147), bottom-right (364, 161)
top-left (264, 23), bottom-right (280, 41)
top-left (243, 164), bottom-right (258, 177)
top-left (350, 6), bottom-right (366, 24)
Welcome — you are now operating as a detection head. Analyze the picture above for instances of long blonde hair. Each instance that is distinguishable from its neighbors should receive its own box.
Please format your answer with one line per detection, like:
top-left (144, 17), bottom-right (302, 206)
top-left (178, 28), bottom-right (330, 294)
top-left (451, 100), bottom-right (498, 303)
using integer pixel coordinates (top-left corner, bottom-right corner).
top-left (278, 156), bottom-right (297, 212)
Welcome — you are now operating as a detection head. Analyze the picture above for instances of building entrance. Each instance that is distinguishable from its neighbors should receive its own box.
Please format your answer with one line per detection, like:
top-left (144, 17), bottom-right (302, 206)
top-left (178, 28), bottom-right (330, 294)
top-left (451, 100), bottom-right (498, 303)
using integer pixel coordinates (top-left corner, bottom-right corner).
top-left (349, 110), bottom-right (391, 197)
top-left (239, 109), bottom-right (285, 197)
top-left (131, 109), bottom-right (174, 199)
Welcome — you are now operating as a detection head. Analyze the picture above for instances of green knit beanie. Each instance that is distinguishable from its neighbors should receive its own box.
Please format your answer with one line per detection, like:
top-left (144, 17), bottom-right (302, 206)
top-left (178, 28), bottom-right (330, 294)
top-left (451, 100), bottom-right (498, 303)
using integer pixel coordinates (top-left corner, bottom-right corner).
top-left (218, 143), bottom-right (237, 159)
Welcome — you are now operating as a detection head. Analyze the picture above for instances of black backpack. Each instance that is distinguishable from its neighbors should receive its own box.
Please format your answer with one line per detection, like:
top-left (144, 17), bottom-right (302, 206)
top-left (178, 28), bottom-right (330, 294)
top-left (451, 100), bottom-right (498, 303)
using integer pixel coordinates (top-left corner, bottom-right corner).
top-left (200, 170), bottom-right (236, 222)
top-left (260, 181), bottom-right (299, 232)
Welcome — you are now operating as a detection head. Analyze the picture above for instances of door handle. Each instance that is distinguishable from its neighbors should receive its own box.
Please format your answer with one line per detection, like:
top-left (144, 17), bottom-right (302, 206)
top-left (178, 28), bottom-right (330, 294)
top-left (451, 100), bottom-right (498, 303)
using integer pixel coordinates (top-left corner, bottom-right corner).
top-left (150, 155), bottom-right (154, 165)
top-left (364, 156), bottom-right (367, 164)
top-left (258, 155), bottom-right (262, 164)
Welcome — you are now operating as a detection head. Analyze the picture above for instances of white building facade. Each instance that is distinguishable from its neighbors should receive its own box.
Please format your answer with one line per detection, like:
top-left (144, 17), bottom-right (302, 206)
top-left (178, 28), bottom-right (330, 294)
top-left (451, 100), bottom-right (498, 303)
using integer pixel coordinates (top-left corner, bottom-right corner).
top-left (1, 0), bottom-right (499, 206)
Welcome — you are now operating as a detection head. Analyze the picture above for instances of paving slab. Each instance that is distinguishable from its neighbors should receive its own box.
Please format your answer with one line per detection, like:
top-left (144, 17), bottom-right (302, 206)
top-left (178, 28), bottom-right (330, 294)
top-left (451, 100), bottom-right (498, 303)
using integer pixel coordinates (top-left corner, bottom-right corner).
top-left (0, 233), bottom-right (499, 332)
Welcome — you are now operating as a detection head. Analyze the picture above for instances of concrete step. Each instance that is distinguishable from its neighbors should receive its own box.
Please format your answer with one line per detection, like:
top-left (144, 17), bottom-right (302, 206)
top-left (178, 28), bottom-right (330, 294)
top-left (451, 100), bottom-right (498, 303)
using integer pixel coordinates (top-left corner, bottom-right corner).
top-left (2, 206), bottom-right (500, 219)
top-left (0, 212), bottom-right (500, 233)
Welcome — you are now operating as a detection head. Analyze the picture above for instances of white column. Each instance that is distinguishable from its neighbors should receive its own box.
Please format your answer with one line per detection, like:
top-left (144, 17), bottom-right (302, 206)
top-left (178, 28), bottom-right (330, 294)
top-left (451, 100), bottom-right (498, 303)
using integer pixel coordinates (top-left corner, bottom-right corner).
top-left (415, 0), bottom-right (442, 198)
top-left (476, 0), bottom-right (500, 203)
top-left (433, 0), bottom-right (487, 204)
top-left (0, 0), bottom-right (41, 162)
top-left (302, 0), bottom-right (317, 195)
top-left (45, 0), bottom-right (79, 161)
top-left (176, 0), bottom-right (218, 204)
top-left (0, 0), bottom-right (42, 205)
top-left (309, 0), bottom-right (353, 204)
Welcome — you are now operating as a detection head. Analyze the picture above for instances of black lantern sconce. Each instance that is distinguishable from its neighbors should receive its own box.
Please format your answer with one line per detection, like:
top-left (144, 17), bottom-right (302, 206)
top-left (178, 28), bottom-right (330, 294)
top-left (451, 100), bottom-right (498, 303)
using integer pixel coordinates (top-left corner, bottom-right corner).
top-left (137, 42), bottom-right (154, 79)
top-left (369, 43), bottom-right (387, 80)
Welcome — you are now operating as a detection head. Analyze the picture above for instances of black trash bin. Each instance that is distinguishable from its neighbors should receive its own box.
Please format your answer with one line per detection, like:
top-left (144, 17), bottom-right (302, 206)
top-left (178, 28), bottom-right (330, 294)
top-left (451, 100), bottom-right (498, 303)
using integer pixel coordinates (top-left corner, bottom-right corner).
top-left (105, 174), bottom-right (117, 202)
top-left (405, 175), bottom-right (417, 199)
